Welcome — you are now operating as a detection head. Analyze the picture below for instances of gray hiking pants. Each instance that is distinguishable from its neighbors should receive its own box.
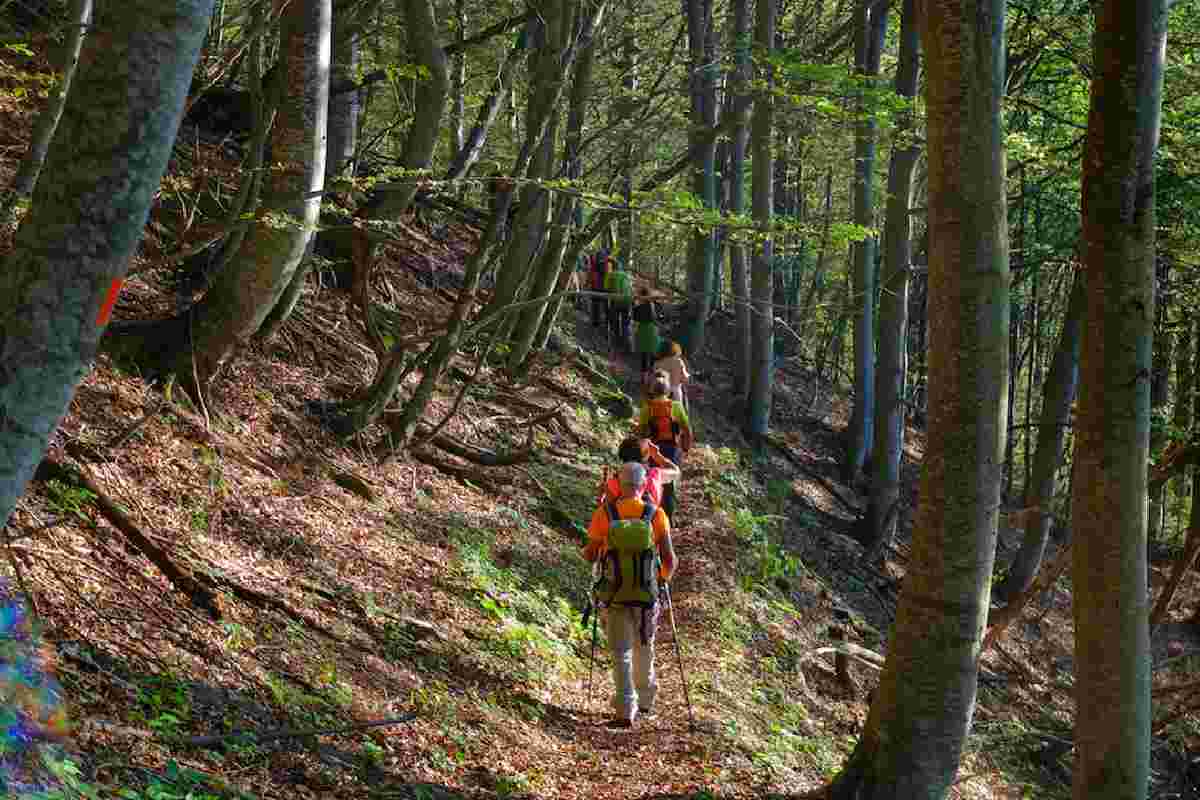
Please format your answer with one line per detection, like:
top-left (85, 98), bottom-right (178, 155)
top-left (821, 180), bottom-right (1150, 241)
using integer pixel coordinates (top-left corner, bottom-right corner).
top-left (606, 604), bottom-right (659, 721)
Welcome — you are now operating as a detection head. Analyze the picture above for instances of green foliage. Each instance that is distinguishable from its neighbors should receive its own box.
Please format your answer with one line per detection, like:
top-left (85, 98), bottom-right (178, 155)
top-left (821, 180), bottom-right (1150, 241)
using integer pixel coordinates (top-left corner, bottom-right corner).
top-left (44, 479), bottom-right (95, 522)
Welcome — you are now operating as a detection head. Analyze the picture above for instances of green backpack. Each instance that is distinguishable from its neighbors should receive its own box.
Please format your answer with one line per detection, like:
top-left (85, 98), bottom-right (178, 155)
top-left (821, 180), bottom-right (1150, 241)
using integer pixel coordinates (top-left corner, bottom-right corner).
top-left (598, 501), bottom-right (659, 608)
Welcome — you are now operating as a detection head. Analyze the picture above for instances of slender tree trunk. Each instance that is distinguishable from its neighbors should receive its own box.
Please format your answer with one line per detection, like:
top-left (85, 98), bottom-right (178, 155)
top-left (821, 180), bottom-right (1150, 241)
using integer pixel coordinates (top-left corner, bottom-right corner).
top-left (507, 0), bottom-right (605, 371)
top-left (728, 0), bottom-right (752, 399)
top-left (384, 1), bottom-right (607, 450)
top-left (484, 3), bottom-right (566, 336)
top-left (845, 0), bottom-right (889, 483)
top-left (744, 0), bottom-right (775, 440)
top-left (862, 0), bottom-right (919, 560)
top-left (830, 0), bottom-right (1009, 794)
top-left (178, 0), bottom-right (330, 382)
top-left (450, 0), bottom-right (467, 161)
top-left (1071, 3), bottom-right (1166, 796)
top-left (992, 272), bottom-right (1084, 604)
top-left (326, 21), bottom-right (360, 179)
top-left (0, 0), bottom-right (92, 223)
top-left (1169, 317), bottom-right (1195, 535)
top-left (797, 170), bottom-right (834, 358)
top-left (0, 0), bottom-right (212, 528)
top-left (1148, 257), bottom-right (1173, 544)
top-left (445, 40), bottom-right (525, 183)
top-left (684, 0), bottom-right (718, 355)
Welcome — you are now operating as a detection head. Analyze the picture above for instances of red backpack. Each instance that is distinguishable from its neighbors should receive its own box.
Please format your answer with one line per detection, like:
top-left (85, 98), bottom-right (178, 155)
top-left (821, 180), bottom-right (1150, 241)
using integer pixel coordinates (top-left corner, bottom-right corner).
top-left (648, 398), bottom-right (678, 444)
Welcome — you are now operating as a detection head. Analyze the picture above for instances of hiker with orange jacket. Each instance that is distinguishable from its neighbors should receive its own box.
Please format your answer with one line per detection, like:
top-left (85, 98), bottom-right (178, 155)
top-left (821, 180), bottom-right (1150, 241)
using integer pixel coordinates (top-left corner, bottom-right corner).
top-left (583, 462), bottom-right (676, 728)
top-left (638, 372), bottom-right (693, 523)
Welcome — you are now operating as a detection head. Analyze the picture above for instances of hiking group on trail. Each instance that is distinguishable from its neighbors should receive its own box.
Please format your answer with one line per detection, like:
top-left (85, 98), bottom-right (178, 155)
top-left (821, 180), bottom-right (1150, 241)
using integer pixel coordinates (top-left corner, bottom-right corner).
top-left (578, 290), bottom-right (698, 727)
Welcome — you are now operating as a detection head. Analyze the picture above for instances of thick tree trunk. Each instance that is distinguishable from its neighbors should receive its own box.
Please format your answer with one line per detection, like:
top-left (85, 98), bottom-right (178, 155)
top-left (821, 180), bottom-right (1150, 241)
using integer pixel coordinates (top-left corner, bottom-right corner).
top-left (1071, 3), bottom-right (1166, 797)
top-left (744, 0), bottom-right (775, 441)
top-left (177, 0), bottom-right (329, 381)
top-left (862, 0), bottom-right (919, 560)
top-left (993, 272), bottom-right (1083, 603)
top-left (830, 0), bottom-right (1009, 794)
top-left (844, 0), bottom-right (889, 484)
top-left (684, 0), bottom-right (718, 356)
top-left (507, 1), bottom-right (604, 372)
top-left (0, 0), bottom-right (92, 223)
top-left (0, 0), bottom-right (212, 528)
top-left (727, 0), bottom-right (752, 400)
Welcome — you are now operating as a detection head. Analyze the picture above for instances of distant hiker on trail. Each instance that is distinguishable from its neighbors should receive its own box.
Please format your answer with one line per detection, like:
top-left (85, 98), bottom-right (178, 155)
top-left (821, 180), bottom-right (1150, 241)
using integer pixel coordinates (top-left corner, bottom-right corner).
top-left (600, 437), bottom-right (680, 521)
top-left (590, 250), bottom-right (611, 328)
top-left (639, 372), bottom-right (694, 522)
top-left (654, 341), bottom-right (690, 406)
top-left (605, 258), bottom-right (634, 352)
top-left (583, 462), bottom-right (676, 728)
top-left (632, 287), bottom-right (660, 378)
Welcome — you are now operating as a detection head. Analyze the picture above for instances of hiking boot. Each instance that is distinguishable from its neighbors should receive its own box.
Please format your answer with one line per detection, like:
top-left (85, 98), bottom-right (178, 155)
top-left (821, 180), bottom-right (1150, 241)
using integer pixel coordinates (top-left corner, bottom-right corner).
top-left (637, 707), bottom-right (656, 720)
top-left (605, 717), bottom-right (633, 729)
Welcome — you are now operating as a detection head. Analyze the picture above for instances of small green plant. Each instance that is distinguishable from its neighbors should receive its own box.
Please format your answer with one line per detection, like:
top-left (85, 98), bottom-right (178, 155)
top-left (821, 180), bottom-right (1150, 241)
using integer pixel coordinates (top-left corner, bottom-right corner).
top-left (45, 479), bottom-right (95, 522)
top-left (495, 772), bottom-right (531, 798)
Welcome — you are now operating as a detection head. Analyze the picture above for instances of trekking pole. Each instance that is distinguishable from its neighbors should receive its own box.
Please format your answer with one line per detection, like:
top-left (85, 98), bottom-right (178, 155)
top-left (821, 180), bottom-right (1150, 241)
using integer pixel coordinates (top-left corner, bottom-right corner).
top-left (584, 562), bottom-right (600, 716)
top-left (661, 582), bottom-right (695, 729)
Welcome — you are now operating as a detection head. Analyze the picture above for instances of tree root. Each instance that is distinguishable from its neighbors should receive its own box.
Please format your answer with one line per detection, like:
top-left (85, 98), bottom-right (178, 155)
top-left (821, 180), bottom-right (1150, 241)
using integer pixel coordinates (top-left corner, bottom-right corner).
top-left (34, 457), bottom-right (223, 621)
top-left (408, 447), bottom-right (506, 494)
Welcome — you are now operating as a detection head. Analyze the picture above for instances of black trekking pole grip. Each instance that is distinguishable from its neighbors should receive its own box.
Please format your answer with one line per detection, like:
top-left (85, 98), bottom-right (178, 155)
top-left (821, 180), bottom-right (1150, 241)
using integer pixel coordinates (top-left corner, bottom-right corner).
top-left (662, 582), bottom-right (695, 729)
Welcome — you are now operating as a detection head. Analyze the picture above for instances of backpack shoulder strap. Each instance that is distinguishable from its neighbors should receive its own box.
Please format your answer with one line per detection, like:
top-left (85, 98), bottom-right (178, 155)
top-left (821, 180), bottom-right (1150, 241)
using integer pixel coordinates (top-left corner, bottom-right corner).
top-left (641, 502), bottom-right (657, 524)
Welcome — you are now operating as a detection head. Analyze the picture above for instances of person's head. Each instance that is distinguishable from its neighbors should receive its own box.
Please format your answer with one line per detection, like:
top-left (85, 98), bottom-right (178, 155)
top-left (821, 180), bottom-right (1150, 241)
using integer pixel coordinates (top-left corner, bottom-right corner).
top-left (618, 436), bottom-right (645, 464)
top-left (669, 341), bottom-right (683, 358)
top-left (618, 462), bottom-right (648, 498)
top-left (651, 371), bottom-right (670, 398)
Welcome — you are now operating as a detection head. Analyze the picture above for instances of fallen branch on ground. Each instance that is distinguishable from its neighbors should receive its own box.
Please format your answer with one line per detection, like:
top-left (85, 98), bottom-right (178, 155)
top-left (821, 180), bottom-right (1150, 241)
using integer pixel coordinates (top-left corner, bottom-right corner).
top-left (34, 457), bottom-right (222, 621)
top-left (764, 434), bottom-right (862, 517)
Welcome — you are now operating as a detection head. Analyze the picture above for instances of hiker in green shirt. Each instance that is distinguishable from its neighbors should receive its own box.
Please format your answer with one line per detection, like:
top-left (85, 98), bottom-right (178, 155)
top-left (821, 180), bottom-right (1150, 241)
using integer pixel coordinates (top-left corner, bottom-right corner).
top-left (605, 259), bottom-right (634, 352)
top-left (632, 287), bottom-right (660, 378)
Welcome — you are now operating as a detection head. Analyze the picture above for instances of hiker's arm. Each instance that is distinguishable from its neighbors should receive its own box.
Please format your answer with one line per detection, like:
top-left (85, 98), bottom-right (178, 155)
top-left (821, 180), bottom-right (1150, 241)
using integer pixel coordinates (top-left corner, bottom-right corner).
top-left (655, 517), bottom-right (676, 582)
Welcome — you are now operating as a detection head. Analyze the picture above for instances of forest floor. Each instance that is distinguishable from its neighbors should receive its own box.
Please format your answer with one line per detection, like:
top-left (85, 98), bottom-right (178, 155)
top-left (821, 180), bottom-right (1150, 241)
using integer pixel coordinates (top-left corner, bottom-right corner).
top-left (3, 42), bottom-right (1200, 800)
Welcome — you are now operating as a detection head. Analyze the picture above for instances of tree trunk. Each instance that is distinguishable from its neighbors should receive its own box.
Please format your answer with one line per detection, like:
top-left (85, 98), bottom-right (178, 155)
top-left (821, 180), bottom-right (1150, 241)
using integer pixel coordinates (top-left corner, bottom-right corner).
top-left (449, 0), bottom-right (467, 163)
top-left (0, 0), bottom-right (212, 528)
top-left (684, 0), bottom-right (718, 356)
top-left (862, 0), bottom-right (919, 561)
top-left (483, 3), bottom-right (565, 336)
top-left (1169, 318), bottom-right (1195, 535)
top-left (369, 0), bottom-right (449, 220)
top-left (507, 0), bottom-right (605, 372)
top-left (844, 0), bottom-right (889, 484)
top-left (444, 40), bottom-right (526, 183)
top-left (993, 272), bottom-right (1084, 603)
top-left (1071, 2), bottom-right (1166, 796)
top-left (1148, 256), bottom-right (1173, 544)
top-left (797, 169), bottom-right (834, 359)
top-left (727, 0), bottom-right (752, 399)
top-left (0, 0), bottom-right (92, 223)
top-left (744, 0), bottom-right (775, 441)
top-left (384, 1), bottom-right (607, 451)
top-left (326, 21), bottom-right (360, 179)
top-left (830, 0), bottom-right (1009, 794)
top-left (177, 0), bottom-right (329, 382)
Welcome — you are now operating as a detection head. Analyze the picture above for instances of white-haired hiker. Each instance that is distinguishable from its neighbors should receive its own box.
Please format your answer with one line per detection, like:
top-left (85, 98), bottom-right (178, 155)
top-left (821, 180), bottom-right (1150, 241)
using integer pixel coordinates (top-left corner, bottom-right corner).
top-left (582, 462), bottom-right (677, 728)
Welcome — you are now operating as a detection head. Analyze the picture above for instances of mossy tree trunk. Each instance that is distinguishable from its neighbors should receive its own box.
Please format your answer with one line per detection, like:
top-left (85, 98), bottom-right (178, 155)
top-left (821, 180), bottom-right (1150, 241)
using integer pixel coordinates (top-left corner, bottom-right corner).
top-left (1071, 2), bottom-right (1167, 796)
top-left (862, 0), bottom-right (919, 560)
top-left (829, 0), bottom-right (1009, 795)
top-left (0, 0), bottom-right (212, 527)
top-left (175, 0), bottom-right (329, 389)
